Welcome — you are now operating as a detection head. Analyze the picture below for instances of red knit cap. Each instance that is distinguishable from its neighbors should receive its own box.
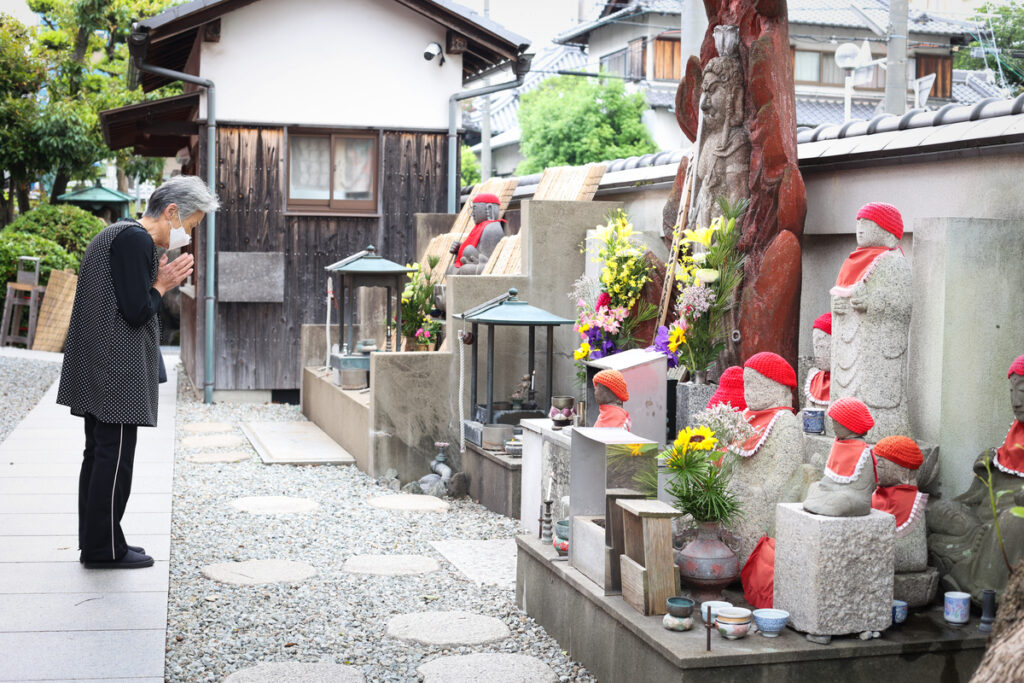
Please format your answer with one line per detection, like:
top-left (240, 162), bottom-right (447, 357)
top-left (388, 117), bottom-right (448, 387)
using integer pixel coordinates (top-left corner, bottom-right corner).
top-left (1008, 354), bottom-right (1024, 378)
top-left (812, 313), bottom-right (832, 336)
top-left (594, 369), bottom-right (629, 402)
top-left (827, 397), bottom-right (874, 435)
top-left (707, 366), bottom-right (746, 410)
top-left (473, 193), bottom-right (500, 204)
top-left (744, 352), bottom-right (797, 388)
top-left (873, 435), bottom-right (923, 470)
top-left (856, 203), bottom-right (904, 240)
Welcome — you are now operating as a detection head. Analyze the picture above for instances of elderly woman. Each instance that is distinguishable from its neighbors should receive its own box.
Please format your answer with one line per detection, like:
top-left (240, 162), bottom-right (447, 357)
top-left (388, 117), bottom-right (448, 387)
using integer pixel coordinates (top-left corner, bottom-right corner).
top-left (58, 175), bottom-right (219, 569)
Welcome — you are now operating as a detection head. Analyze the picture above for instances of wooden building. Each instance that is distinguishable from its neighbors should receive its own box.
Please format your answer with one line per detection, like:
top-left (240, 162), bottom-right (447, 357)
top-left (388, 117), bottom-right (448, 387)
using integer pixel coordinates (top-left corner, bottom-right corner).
top-left (100, 0), bottom-right (529, 396)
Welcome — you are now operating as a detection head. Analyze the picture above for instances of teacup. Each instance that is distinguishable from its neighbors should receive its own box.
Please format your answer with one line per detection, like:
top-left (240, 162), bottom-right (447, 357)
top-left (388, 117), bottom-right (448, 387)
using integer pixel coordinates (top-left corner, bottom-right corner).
top-left (698, 600), bottom-right (732, 624)
top-left (892, 600), bottom-right (908, 625)
top-left (944, 591), bottom-right (970, 624)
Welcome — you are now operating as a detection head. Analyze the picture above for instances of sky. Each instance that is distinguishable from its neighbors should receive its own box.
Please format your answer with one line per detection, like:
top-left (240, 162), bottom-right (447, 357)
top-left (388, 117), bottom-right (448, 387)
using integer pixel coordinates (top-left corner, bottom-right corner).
top-left (455, 0), bottom-right (600, 52)
top-left (0, 0), bottom-right (37, 24)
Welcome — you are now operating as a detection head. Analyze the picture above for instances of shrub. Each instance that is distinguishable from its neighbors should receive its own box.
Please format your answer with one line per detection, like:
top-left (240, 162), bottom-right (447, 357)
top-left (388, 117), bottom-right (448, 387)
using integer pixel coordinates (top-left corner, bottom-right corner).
top-left (0, 231), bottom-right (79, 312)
top-left (5, 203), bottom-right (105, 257)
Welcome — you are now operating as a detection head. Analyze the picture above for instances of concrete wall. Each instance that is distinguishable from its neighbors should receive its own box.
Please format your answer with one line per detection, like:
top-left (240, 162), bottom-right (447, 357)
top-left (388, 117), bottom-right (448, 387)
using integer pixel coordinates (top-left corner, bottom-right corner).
top-left (302, 368), bottom-right (371, 471)
top-left (415, 213), bottom-right (456, 262)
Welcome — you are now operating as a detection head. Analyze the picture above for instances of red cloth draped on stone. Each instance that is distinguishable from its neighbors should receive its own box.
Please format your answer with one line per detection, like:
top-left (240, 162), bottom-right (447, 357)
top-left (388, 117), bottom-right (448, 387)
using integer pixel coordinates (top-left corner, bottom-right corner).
top-left (594, 404), bottom-right (631, 430)
top-left (872, 485), bottom-right (928, 533)
top-left (805, 368), bottom-right (830, 406)
top-left (731, 407), bottom-right (794, 457)
top-left (455, 219), bottom-right (504, 268)
top-left (994, 420), bottom-right (1024, 477)
top-left (829, 246), bottom-right (894, 297)
top-left (823, 439), bottom-right (872, 483)
top-left (741, 536), bottom-right (775, 610)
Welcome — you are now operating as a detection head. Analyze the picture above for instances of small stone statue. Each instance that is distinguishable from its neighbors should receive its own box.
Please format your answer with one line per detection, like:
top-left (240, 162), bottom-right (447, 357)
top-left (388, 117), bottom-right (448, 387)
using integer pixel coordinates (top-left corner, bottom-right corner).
top-left (592, 369), bottom-right (631, 430)
top-left (449, 193), bottom-right (505, 275)
top-left (872, 436), bottom-right (928, 573)
top-left (803, 397), bottom-right (876, 517)
top-left (511, 374), bottom-right (531, 407)
top-left (927, 354), bottom-right (1024, 604)
top-left (727, 352), bottom-right (802, 564)
top-left (830, 203), bottom-right (912, 441)
top-left (804, 313), bottom-right (831, 409)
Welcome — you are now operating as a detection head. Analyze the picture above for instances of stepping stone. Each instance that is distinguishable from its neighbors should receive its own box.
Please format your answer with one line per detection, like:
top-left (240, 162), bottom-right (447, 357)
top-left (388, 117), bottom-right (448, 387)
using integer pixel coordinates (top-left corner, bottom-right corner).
top-left (181, 433), bottom-right (246, 449)
top-left (343, 554), bottom-right (440, 576)
top-left (202, 559), bottom-right (317, 585)
top-left (367, 494), bottom-right (449, 513)
top-left (186, 450), bottom-right (251, 464)
top-left (223, 662), bottom-right (365, 682)
top-left (386, 610), bottom-right (509, 646)
top-left (241, 421), bottom-right (355, 465)
top-left (430, 539), bottom-right (517, 589)
top-left (229, 496), bottom-right (319, 514)
top-left (418, 654), bottom-right (557, 683)
top-left (183, 421), bottom-right (234, 434)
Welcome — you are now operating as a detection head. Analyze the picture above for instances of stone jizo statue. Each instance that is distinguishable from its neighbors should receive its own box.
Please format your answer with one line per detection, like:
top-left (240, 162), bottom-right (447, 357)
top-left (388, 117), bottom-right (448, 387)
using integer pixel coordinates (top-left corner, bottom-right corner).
top-left (803, 397), bottom-right (876, 517)
top-left (726, 352), bottom-right (802, 564)
top-left (450, 193), bottom-right (505, 275)
top-left (592, 369), bottom-right (631, 430)
top-left (804, 313), bottom-right (831, 409)
top-left (871, 436), bottom-right (928, 573)
top-left (830, 203), bottom-right (912, 442)
top-left (927, 354), bottom-right (1024, 604)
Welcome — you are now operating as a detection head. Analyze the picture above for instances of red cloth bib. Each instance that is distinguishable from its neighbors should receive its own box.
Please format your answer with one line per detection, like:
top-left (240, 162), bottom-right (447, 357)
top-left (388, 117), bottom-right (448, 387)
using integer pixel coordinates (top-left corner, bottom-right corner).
top-left (824, 439), bottom-right (872, 483)
top-left (741, 536), bottom-right (775, 610)
top-left (594, 404), bottom-right (631, 430)
top-left (455, 219), bottom-right (504, 268)
top-left (830, 246), bottom-right (893, 297)
top-left (994, 420), bottom-right (1024, 477)
top-left (872, 485), bottom-right (927, 533)
top-left (731, 407), bottom-right (794, 457)
top-left (805, 368), bottom-right (830, 406)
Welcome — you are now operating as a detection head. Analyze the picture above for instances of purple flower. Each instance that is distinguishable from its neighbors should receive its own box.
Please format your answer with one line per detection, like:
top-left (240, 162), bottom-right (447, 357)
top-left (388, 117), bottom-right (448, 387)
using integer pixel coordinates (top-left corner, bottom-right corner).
top-left (648, 325), bottom-right (679, 368)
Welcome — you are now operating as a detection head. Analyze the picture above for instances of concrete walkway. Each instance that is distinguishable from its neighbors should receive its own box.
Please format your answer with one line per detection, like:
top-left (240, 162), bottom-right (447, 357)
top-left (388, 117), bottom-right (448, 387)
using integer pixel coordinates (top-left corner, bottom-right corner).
top-left (0, 354), bottom-right (177, 682)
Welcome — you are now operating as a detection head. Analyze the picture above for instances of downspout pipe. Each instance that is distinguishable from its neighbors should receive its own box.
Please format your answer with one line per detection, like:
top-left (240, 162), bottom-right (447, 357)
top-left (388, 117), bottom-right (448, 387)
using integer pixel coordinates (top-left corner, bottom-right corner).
top-left (447, 54), bottom-right (532, 213)
top-left (131, 56), bottom-right (218, 405)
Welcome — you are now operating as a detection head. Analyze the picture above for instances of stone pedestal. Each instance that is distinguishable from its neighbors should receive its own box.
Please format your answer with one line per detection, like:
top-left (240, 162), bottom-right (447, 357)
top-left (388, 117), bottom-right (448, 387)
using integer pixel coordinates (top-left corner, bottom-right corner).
top-left (675, 381), bottom-right (715, 432)
top-left (894, 567), bottom-right (940, 608)
top-left (774, 503), bottom-right (895, 636)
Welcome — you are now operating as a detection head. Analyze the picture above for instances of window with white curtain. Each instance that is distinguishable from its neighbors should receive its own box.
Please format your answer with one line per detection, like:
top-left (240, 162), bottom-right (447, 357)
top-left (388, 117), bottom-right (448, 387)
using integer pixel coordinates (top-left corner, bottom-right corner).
top-left (794, 50), bottom-right (820, 83)
top-left (287, 130), bottom-right (378, 212)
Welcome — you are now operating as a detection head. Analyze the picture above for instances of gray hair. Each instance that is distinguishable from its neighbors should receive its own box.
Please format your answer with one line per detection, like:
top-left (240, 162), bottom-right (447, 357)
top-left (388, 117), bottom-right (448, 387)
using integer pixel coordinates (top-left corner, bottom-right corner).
top-left (144, 175), bottom-right (220, 219)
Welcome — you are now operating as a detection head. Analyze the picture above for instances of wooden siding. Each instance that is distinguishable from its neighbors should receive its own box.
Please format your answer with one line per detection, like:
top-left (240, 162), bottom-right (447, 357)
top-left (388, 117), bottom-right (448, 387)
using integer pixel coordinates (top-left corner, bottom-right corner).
top-left (183, 124), bottom-right (447, 391)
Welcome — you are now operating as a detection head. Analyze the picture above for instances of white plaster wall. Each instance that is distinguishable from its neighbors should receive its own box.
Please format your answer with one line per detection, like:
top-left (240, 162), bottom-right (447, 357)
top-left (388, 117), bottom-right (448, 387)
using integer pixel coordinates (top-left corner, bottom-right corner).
top-left (199, 0), bottom-right (462, 128)
top-left (642, 108), bottom-right (686, 151)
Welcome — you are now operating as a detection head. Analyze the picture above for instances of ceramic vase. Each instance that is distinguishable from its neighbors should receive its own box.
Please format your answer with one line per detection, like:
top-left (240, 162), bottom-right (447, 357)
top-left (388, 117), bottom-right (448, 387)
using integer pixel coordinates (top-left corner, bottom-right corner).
top-left (675, 522), bottom-right (740, 603)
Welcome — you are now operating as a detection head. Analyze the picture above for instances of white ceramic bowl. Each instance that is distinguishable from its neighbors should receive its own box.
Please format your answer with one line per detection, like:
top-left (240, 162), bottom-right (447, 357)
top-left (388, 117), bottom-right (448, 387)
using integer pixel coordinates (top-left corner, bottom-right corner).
top-left (698, 600), bottom-right (733, 624)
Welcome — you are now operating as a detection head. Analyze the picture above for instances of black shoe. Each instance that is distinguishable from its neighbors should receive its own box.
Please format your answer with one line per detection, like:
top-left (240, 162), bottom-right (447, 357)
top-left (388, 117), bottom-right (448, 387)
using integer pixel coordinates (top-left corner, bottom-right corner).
top-left (83, 549), bottom-right (155, 569)
top-left (79, 544), bottom-right (145, 563)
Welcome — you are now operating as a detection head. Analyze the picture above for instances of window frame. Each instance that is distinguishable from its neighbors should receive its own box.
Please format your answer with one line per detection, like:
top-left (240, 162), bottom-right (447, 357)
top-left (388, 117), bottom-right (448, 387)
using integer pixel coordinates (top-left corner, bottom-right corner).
top-left (284, 127), bottom-right (381, 215)
top-left (626, 37), bottom-right (646, 81)
top-left (792, 49), bottom-right (886, 91)
top-left (600, 48), bottom-right (627, 78)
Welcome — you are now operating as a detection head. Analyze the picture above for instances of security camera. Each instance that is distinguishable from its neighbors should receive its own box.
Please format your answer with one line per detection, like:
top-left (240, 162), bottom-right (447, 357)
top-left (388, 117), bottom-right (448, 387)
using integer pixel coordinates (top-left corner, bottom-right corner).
top-left (424, 42), bottom-right (444, 65)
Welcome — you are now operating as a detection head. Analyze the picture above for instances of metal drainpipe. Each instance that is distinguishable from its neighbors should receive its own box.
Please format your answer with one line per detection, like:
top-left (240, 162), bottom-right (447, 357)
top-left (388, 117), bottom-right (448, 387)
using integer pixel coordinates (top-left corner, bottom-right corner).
top-left (447, 55), bottom-right (532, 213)
top-left (132, 60), bottom-right (218, 404)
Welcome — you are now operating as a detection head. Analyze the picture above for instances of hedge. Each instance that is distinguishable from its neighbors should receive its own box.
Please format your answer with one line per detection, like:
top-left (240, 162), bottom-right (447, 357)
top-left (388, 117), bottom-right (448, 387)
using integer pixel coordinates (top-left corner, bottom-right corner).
top-left (0, 231), bottom-right (79, 313)
top-left (5, 204), bottom-right (105, 258)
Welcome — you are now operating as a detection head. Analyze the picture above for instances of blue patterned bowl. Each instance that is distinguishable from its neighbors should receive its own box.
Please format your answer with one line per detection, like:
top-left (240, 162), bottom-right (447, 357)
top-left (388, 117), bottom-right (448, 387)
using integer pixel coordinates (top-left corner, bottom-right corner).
top-left (752, 609), bottom-right (790, 637)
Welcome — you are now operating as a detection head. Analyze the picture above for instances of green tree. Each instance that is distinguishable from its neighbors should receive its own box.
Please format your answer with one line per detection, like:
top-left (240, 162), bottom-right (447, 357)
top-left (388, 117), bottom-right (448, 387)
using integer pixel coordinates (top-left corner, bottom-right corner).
top-left (460, 144), bottom-right (481, 187)
top-left (953, 1), bottom-right (1024, 95)
top-left (516, 75), bottom-right (657, 176)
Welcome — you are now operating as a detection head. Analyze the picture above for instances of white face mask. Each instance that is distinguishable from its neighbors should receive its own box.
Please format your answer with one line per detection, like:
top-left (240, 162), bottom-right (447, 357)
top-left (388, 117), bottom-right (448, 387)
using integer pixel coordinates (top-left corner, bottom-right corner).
top-left (168, 212), bottom-right (191, 250)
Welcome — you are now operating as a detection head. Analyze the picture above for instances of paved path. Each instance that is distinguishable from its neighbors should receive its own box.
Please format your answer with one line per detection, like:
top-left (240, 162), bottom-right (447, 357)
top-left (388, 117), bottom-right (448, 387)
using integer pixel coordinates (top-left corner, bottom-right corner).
top-left (0, 354), bottom-right (177, 682)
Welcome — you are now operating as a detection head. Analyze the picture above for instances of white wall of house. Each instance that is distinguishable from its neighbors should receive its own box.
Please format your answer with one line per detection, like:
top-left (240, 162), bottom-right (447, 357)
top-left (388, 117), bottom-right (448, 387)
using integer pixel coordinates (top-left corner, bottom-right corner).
top-left (199, 0), bottom-right (463, 128)
top-left (643, 108), bottom-right (687, 151)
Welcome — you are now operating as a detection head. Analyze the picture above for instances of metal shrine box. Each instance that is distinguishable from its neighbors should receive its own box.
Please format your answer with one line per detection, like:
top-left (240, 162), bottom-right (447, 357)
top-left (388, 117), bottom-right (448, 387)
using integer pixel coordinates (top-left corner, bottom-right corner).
top-left (585, 348), bottom-right (668, 447)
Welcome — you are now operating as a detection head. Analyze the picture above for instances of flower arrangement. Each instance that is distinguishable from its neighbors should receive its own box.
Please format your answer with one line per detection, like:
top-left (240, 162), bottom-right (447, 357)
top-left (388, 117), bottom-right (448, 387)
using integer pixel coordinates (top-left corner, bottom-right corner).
top-left (661, 421), bottom-right (743, 525)
top-left (400, 256), bottom-right (440, 340)
top-left (589, 209), bottom-right (651, 311)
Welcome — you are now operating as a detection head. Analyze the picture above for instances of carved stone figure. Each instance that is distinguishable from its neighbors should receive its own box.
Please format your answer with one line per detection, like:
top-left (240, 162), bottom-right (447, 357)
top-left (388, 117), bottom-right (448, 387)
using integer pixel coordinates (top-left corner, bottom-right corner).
top-left (830, 203), bottom-right (912, 441)
top-left (871, 436), bottom-right (928, 573)
top-left (511, 374), bottom-right (532, 406)
top-left (690, 25), bottom-right (750, 232)
top-left (804, 313), bottom-right (831, 409)
top-left (592, 369), bottom-right (631, 430)
top-left (449, 193), bottom-right (505, 275)
top-left (927, 355), bottom-right (1024, 604)
top-left (803, 398), bottom-right (876, 517)
top-left (726, 352), bottom-right (802, 564)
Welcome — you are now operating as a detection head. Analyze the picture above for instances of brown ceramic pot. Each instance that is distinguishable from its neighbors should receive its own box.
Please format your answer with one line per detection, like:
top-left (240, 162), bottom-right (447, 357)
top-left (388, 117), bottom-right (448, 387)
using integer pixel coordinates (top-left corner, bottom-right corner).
top-left (675, 521), bottom-right (740, 603)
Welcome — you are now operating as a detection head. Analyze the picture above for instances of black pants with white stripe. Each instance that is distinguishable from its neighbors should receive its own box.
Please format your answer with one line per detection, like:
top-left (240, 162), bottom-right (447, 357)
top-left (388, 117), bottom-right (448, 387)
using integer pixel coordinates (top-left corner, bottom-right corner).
top-left (78, 414), bottom-right (138, 562)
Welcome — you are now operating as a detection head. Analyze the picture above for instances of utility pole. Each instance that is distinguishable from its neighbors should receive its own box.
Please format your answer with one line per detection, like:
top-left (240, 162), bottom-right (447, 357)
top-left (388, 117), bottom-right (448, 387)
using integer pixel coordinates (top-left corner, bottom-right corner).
top-left (885, 0), bottom-right (908, 115)
top-left (480, 0), bottom-right (492, 180)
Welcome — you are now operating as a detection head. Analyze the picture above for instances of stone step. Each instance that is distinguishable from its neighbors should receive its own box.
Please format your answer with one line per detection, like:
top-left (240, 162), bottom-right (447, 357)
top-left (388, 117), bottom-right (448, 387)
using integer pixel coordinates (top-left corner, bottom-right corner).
top-left (240, 421), bottom-right (356, 465)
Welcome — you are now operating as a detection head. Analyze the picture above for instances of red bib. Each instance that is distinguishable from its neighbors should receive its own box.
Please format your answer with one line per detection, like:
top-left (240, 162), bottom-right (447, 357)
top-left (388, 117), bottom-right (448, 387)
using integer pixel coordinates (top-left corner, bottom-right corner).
top-left (594, 404), bottom-right (631, 430)
top-left (830, 246), bottom-right (894, 297)
top-left (731, 407), bottom-right (794, 457)
top-left (872, 485), bottom-right (927, 534)
top-left (824, 439), bottom-right (872, 483)
top-left (455, 219), bottom-right (504, 268)
top-left (994, 420), bottom-right (1024, 478)
top-left (805, 368), bottom-right (830, 406)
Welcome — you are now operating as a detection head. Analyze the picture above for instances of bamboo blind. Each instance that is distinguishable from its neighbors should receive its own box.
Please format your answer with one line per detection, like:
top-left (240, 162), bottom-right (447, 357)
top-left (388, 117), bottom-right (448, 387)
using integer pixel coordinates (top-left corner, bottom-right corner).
top-left (31, 269), bottom-right (77, 352)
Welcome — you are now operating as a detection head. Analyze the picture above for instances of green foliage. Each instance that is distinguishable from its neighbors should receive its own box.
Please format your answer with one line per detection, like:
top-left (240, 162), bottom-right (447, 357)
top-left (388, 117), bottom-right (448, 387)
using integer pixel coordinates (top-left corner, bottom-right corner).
top-left (0, 231), bottom-right (79, 311)
top-left (460, 144), bottom-right (481, 188)
top-left (952, 2), bottom-right (1024, 95)
top-left (662, 426), bottom-right (741, 526)
top-left (400, 256), bottom-right (440, 338)
top-left (6, 203), bottom-right (104, 256)
top-left (516, 75), bottom-right (657, 175)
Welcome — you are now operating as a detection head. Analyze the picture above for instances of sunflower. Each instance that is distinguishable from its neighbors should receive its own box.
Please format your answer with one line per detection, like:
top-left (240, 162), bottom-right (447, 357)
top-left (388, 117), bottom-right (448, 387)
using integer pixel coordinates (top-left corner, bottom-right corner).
top-left (673, 429), bottom-right (691, 450)
top-left (685, 425), bottom-right (718, 451)
top-left (668, 326), bottom-right (686, 353)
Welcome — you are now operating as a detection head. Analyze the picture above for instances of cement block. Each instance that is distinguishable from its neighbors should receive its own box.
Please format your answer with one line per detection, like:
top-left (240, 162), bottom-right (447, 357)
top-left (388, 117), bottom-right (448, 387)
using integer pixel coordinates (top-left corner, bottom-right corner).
top-left (217, 251), bottom-right (285, 302)
top-left (676, 381), bottom-right (716, 431)
top-left (894, 567), bottom-right (940, 608)
top-left (774, 503), bottom-right (895, 636)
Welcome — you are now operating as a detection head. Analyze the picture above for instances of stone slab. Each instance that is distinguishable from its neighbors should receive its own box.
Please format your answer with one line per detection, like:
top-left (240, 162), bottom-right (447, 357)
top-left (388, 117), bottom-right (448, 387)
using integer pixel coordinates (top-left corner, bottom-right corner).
top-left (429, 539), bottom-right (517, 588)
top-left (229, 496), bottom-right (319, 514)
top-left (0, 474), bottom-right (170, 495)
top-left (774, 503), bottom-right (894, 636)
top-left (180, 433), bottom-right (247, 450)
top-left (342, 554), bottom-right (440, 576)
top-left (367, 494), bottom-right (449, 513)
top-left (676, 381), bottom-right (716, 431)
top-left (0, 561), bottom-right (169, 594)
top-left (217, 251), bottom-right (285, 303)
top-left (201, 559), bottom-right (317, 585)
top-left (182, 422), bottom-right (235, 434)
top-left (386, 610), bottom-right (510, 646)
top-left (0, 493), bottom-right (170, 514)
top-left (0, 591), bottom-right (167, 632)
top-left (186, 450), bottom-right (251, 464)
top-left (222, 662), bottom-right (364, 682)
top-left (241, 421), bottom-right (356, 465)
top-left (0, 534), bottom-right (170, 563)
top-left (0, 461), bottom-right (173, 479)
top-left (894, 567), bottom-right (940, 608)
top-left (0, 629), bottom-right (166, 680)
top-left (0, 512), bottom-right (170, 537)
top-left (418, 653), bottom-right (557, 683)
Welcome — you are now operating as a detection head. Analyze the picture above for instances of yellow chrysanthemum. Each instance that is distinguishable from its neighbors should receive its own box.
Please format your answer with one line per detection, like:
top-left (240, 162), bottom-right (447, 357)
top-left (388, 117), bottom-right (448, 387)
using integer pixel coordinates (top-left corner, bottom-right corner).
top-left (573, 342), bottom-right (591, 360)
top-left (686, 425), bottom-right (718, 451)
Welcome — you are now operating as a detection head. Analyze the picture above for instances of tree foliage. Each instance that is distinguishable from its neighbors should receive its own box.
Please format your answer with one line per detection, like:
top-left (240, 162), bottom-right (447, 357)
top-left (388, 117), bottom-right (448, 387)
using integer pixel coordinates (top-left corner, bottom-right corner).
top-left (0, 230), bottom-right (79, 311)
top-left (460, 144), bottom-right (481, 188)
top-left (953, 1), bottom-right (1024, 95)
top-left (516, 75), bottom-right (657, 175)
top-left (5, 203), bottom-right (104, 255)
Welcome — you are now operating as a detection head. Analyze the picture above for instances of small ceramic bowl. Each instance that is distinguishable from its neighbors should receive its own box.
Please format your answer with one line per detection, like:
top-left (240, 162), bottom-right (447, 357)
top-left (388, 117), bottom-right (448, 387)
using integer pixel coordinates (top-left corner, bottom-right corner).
top-left (698, 601), bottom-right (733, 624)
top-left (717, 620), bottom-right (751, 640)
top-left (715, 607), bottom-right (752, 624)
top-left (892, 600), bottom-right (909, 625)
top-left (666, 597), bottom-right (695, 618)
top-left (554, 520), bottom-right (569, 540)
top-left (752, 609), bottom-right (790, 637)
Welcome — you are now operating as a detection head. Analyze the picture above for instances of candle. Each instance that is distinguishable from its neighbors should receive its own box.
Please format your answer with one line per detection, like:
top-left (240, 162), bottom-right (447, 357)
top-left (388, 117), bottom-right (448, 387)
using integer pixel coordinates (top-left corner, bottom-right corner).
top-left (546, 477), bottom-right (552, 502)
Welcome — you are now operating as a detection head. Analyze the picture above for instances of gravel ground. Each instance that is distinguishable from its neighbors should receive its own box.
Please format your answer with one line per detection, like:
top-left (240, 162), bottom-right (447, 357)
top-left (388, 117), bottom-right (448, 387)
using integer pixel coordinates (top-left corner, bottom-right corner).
top-left (166, 368), bottom-right (595, 682)
top-left (0, 356), bottom-right (61, 442)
